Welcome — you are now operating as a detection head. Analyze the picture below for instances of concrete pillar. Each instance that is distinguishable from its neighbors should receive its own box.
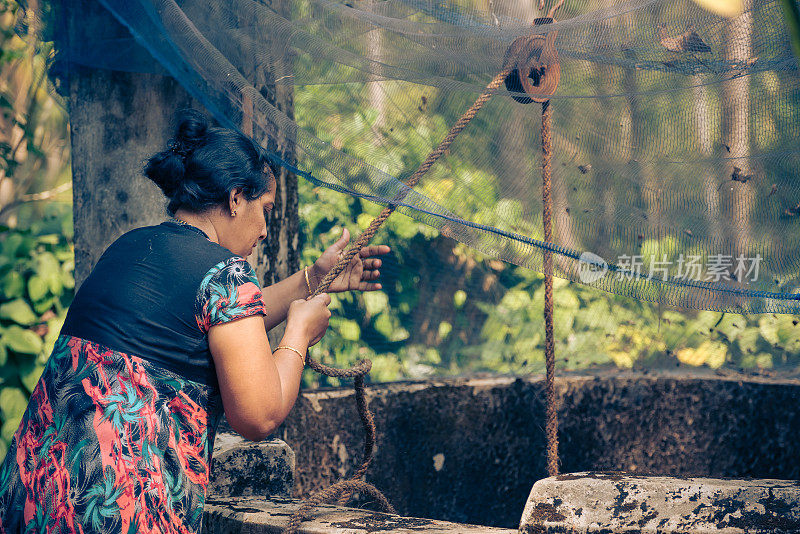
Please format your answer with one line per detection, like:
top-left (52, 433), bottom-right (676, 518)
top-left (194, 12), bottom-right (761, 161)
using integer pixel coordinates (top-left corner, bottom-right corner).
top-left (63, 1), bottom-right (298, 291)
top-left (63, 1), bottom-right (198, 287)
top-left (68, 66), bottom-right (197, 286)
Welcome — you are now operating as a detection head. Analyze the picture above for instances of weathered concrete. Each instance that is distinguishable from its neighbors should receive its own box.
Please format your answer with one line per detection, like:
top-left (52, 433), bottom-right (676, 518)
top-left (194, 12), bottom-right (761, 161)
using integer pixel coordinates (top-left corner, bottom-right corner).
top-left (68, 63), bottom-right (195, 286)
top-left (208, 432), bottom-right (294, 499)
top-left (201, 496), bottom-right (517, 534)
top-left (62, 0), bottom-right (198, 287)
top-left (269, 370), bottom-right (800, 528)
top-left (519, 472), bottom-right (800, 533)
top-left (61, 0), bottom-right (298, 289)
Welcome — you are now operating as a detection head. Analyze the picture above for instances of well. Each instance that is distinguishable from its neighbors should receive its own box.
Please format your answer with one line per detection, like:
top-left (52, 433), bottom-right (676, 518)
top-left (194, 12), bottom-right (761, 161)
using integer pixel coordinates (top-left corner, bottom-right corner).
top-left (268, 369), bottom-right (800, 529)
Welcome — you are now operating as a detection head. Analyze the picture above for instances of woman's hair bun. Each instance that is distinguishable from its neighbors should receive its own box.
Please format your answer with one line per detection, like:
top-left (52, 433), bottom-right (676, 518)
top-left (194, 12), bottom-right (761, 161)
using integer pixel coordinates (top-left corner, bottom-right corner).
top-left (144, 109), bottom-right (209, 198)
top-left (144, 108), bottom-right (272, 216)
top-left (172, 109), bottom-right (208, 156)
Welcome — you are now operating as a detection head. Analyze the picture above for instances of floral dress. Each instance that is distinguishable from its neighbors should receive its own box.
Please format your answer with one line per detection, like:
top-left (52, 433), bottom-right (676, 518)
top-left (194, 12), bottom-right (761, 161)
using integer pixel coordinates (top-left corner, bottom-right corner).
top-left (0, 222), bottom-right (265, 533)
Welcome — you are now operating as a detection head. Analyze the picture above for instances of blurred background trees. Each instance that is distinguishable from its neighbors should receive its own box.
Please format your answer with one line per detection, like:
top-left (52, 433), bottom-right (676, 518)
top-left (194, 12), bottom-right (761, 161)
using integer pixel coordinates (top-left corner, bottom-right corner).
top-left (0, 0), bottom-right (72, 457)
top-left (0, 0), bottom-right (797, 460)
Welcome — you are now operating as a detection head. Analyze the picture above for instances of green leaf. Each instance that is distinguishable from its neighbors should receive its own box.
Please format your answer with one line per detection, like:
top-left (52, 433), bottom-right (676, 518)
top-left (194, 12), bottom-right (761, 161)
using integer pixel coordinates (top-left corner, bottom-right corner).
top-left (35, 234), bottom-right (60, 245)
top-left (1, 271), bottom-right (24, 299)
top-left (19, 362), bottom-right (44, 393)
top-left (27, 275), bottom-right (47, 302)
top-left (715, 314), bottom-right (744, 340)
top-left (0, 418), bottom-right (24, 443)
top-left (553, 312), bottom-right (575, 340)
top-left (438, 321), bottom-right (452, 340)
top-left (55, 250), bottom-right (73, 263)
top-left (42, 314), bottom-right (66, 358)
top-left (373, 313), bottom-right (394, 338)
top-left (737, 327), bottom-right (760, 354)
top-left (32, 296), bottom-right (55, 315)
top-left (36, 252), bottom-right (62, 294)
top-left (1, 325), bottom-right (43, 354)
top-left (0, 417), bottom-right (20, 443)
top-left (0, 299), bottom-right (37, 326)
top-left (0, 262), bottom-right (11, 283)
top-left (2, 234), bottom-right (23, 258)
top-left (338, 319), bottom-right (360, 341)
top-left (61, 269), bottom-right (74, 290)
top-left (363, 292), bottom-right (388, 316)
top-left (0, 387), bottom-right (28, 420)
top-left (0, 342), bottom-right (7, 366)
top-left (774, 316), bottom-right (800, 352)
top-left (754, 352), bottom-right (773, 368)
top-left (554, 289), bottom-right (580, 310)
top-left (759, 316), bottom-right (779, 346)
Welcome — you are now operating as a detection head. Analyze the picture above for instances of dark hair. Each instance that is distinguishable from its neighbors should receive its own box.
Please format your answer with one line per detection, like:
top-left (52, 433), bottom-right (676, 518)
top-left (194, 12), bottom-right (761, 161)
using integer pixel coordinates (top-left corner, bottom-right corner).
top-left (145, 109), bottom-right (273, 216)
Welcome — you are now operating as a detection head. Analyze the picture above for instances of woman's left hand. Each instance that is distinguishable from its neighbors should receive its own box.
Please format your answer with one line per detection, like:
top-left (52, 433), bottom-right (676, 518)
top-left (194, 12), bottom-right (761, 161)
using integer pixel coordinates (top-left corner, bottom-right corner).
top-left (311, 228), bottom-right (390, 293)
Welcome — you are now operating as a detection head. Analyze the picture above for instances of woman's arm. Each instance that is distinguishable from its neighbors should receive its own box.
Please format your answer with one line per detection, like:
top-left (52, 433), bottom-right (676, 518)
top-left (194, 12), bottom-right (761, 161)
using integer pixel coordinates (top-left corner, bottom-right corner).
top-left (260, 229), bottom-right (389, 331)
top-left (209, 294), bottom-right (331, 441)
top-left (260, 269), bottom-right (317, 331)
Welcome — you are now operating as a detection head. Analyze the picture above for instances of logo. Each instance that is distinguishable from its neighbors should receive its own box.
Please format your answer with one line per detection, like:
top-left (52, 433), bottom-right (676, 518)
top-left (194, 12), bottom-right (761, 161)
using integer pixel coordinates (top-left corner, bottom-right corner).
top-left (578, 251), bottom-right (608, 284)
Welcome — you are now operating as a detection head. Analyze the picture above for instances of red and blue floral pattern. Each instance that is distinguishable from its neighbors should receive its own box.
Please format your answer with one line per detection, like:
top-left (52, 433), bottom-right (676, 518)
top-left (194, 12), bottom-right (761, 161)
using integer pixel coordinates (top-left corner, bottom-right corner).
top-left (196, 258), bottom-right (265, 332)
top-left (0, 335), bottom-right (221, 533)
top-left (0, 258), bottom-right (266, 532)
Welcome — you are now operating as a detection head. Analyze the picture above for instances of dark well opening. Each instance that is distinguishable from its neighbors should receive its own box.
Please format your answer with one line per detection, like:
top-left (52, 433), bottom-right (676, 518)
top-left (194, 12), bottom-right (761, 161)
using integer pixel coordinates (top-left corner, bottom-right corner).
top-left (216, 369), bottom-right (800, 529)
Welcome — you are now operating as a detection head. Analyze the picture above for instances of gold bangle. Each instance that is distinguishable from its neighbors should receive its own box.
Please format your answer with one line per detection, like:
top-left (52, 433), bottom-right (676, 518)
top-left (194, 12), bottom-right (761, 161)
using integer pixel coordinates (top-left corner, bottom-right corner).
top-left (304, 266), bottom-right (313, 296)
top-left (275, 345), bottom-right (306, 365)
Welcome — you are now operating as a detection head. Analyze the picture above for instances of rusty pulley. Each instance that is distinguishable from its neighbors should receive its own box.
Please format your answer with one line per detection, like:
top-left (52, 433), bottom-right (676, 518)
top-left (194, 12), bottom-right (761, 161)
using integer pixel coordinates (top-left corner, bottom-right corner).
top-left (503, 17), bottom-right (561, 104)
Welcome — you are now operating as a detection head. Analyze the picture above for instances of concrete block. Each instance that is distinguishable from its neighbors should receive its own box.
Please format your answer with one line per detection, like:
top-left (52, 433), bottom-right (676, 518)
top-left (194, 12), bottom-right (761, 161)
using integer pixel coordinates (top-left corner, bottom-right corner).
top-left (202, 495), bottom-right (517, 533)
top-left (520, 472), bottom-right (800, 533)
top-left (208, 431), bottom-right (295, 498)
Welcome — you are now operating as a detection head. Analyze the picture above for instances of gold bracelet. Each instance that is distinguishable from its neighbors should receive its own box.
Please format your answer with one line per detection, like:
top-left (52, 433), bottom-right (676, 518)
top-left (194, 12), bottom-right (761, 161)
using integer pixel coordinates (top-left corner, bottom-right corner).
top-left (275, 345), bottom-right (306, 365)
top-left (303, 266), bottom-right (313, 296)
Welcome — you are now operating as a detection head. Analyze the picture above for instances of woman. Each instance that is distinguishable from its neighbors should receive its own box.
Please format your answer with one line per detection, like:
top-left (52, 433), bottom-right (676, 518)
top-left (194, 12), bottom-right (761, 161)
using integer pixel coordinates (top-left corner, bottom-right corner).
top-left (0, 110), bottom-right (389, 532)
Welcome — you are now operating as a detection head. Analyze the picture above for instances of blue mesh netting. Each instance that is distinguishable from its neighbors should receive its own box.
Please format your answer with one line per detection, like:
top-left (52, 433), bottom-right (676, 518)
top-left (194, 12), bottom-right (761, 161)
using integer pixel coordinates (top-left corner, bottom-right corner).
top-left (48, 0), bottom-right (800, 313)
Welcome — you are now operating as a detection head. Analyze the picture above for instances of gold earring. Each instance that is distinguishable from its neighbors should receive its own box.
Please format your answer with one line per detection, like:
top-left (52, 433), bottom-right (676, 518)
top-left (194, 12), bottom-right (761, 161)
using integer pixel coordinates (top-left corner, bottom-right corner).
top-left (231, 210), bottom-right (236, 217)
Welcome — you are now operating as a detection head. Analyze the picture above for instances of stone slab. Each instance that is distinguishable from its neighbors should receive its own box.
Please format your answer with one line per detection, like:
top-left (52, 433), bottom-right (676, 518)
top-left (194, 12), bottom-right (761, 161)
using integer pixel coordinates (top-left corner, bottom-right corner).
top-left (520, 472), bottom-right (800, 533)
top-left (208, 433), bottom-right (294, 499)
top-left (202, 496), bottom-right (517, 533)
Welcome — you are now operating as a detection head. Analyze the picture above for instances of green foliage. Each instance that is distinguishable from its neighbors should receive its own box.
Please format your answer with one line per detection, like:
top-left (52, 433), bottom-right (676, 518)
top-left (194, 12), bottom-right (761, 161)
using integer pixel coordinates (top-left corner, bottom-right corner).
top-left (0, 0), bottom-right (73, 458)
top-left (0, 0), bottom-right (797, 420)
top-left (0, 0), bottom-right (71, 225)
top-left (0, 203), bottom-right (73, 458)
top-left (293, 71), bottom-right (800, 386)
top-left (298, 151), bottom-right (800, 387)
top-left (469, 266), bottom-right (800, 373)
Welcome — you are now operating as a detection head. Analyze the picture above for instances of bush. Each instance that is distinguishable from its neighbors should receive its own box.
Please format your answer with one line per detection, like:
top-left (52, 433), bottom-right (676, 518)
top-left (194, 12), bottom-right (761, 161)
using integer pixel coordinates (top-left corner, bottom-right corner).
top-left (0, 203), bottom-right (73, 457)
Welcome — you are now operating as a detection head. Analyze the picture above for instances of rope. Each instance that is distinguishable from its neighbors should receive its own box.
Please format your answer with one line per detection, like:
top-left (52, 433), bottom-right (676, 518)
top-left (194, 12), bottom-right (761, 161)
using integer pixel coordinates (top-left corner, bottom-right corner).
top-left (284, 480), bottom-right (397, 534)
top-left (541, 100), bottom-right (559, 477)
top-left (282, 66), bottom-right (513, 534)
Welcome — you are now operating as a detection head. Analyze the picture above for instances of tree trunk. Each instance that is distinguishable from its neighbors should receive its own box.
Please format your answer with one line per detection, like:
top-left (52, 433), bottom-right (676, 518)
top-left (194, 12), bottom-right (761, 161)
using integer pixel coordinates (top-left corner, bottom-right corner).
top-left (721, 1), bottom-right (754, 262)
top-left (240, 0), bottom-right (299, 343)
top-left (693, 77), bottom-right (721, 242)
top-left (244, 79), bottom-right (299, 289)
top-left (64, 1), bottom-right (197, 287)
top-left (68, 67), bottom-right (198, 287)
top-left (66, 2), bottom-right (298, 296)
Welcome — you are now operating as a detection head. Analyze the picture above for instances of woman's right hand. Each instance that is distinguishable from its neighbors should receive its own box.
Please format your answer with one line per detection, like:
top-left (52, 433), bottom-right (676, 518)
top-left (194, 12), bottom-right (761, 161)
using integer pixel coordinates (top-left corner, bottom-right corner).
top-left (286, 293), bottom-right (332, 346)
